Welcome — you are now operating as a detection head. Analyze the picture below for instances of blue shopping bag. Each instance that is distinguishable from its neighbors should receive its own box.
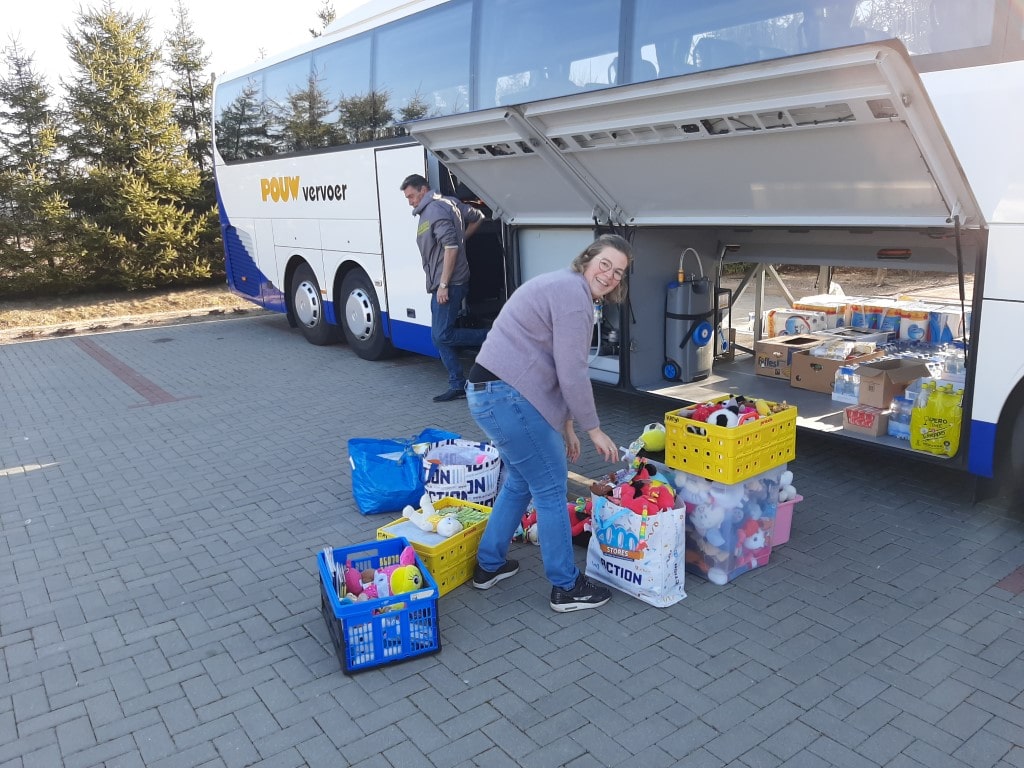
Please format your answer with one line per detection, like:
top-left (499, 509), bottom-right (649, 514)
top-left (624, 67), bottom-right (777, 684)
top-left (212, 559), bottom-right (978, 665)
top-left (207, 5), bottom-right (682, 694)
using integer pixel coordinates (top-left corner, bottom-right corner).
top-left (347, 428), bottom-right (458, 515)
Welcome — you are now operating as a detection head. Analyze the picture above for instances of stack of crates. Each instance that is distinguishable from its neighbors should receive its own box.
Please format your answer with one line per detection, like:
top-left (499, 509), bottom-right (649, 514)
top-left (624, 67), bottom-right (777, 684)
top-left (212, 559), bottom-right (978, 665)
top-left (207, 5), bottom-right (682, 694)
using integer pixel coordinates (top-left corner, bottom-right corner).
top-left (665, 397), bottom-right (797, 584)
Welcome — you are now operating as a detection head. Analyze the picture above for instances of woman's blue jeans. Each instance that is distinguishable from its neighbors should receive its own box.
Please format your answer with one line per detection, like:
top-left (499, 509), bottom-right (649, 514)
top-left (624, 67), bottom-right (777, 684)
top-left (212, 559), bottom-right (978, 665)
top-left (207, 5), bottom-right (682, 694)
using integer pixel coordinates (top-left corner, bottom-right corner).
top-left (466, 380), bottom-right (578, 590)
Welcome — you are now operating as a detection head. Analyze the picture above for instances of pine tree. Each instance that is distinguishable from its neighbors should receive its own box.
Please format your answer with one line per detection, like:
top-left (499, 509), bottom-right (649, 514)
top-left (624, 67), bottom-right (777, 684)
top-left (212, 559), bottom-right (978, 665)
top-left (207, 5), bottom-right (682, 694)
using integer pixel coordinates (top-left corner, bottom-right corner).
top-left (62, 3), bottom-right (213, 290)
top-left (0, 39), bottom-right (73, 295)
top-left (165, 0), bottom-right (213, 177)
top-left (274, 71), bottom-right (339, 151)
top-left (214, 78), bottom-right (275, 161)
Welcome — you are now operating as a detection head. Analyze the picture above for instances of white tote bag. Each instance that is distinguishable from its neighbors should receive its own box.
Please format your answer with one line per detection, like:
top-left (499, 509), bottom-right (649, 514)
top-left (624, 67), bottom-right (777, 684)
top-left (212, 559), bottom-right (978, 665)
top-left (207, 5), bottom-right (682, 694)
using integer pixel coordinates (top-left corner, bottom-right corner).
top-left (585, 494), bottom-right (687, 607)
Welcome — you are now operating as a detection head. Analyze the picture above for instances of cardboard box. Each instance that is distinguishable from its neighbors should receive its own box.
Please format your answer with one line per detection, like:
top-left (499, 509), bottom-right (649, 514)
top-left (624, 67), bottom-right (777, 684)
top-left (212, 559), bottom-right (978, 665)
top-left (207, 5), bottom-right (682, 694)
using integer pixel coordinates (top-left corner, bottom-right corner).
top-left (790, 348), bottom-right (884, 394)
top-left (754, 335), bottom-right (822, 379)
top-left (793, 295), bottom-right (851, 328)
top-left (843, 405), bottom-right (889, 436)
top-left (813, 327), bottom-right (893, 345)
top-left (856, 358), bottom-right (933, 409)
top-left (762, 308), bottom-right (828, 337)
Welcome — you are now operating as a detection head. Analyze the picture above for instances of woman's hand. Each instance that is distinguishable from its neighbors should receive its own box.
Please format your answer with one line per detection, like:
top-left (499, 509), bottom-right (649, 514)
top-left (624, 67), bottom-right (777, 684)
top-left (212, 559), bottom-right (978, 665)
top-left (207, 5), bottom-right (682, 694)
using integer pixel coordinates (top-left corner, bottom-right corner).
top-left (587, 428), bottom-right (619, 462)
top-left (563, 420), bottom-right (580, 462)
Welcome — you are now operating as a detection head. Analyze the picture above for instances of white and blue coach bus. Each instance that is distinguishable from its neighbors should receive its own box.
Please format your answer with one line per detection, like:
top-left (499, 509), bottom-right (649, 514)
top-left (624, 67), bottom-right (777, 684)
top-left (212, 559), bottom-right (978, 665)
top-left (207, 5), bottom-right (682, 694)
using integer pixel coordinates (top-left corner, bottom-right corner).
top-left (212, 0), bottom-right (1024, 497)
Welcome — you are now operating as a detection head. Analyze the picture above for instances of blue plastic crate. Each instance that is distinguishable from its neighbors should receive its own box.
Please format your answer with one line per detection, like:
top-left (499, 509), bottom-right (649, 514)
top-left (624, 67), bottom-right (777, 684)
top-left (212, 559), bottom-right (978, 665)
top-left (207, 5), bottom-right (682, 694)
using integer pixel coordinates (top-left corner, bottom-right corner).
top-left (317, 537), bottom-right (441, 674)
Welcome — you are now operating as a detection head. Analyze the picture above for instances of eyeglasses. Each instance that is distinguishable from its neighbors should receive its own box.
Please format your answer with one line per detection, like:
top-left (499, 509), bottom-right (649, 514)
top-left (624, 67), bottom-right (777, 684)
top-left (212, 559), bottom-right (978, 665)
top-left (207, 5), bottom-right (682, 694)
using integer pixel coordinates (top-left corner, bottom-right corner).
top-left (596, 257), bottom-right (626, 281)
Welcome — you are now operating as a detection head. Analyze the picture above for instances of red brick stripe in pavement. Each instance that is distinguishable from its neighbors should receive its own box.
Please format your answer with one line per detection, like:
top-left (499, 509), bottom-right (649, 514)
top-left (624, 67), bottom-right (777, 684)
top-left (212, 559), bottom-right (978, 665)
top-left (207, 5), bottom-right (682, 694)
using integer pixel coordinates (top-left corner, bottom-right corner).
top-left (73, 337), bottom-right (182, 406)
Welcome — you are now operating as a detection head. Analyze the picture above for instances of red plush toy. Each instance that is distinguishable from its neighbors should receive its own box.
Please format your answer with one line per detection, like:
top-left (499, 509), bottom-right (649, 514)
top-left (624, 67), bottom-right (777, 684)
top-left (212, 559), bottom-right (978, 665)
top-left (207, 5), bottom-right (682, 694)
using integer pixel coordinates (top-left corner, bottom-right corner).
top-left (567, 497), bottom-right (593, 537)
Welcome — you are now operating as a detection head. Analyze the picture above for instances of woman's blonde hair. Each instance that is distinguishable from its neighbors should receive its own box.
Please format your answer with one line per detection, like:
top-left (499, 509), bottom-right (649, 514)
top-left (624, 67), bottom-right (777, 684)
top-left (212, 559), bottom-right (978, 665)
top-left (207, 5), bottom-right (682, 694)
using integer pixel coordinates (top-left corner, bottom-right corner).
top-left (570, 233), bottom-right (632, 304)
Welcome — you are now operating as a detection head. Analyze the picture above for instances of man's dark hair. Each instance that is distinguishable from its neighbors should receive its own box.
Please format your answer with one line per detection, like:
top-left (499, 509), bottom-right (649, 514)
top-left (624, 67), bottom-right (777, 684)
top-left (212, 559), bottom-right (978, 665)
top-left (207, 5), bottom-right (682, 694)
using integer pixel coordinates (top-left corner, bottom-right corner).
top-left (400, 173), bottom-right (429, 191)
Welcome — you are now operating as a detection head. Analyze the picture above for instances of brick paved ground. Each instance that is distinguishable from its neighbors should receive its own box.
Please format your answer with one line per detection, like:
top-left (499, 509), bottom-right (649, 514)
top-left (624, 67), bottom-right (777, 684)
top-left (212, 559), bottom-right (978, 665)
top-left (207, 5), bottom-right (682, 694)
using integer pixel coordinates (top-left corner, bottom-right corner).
top-left (0, 313), bottom-right (1021, 768)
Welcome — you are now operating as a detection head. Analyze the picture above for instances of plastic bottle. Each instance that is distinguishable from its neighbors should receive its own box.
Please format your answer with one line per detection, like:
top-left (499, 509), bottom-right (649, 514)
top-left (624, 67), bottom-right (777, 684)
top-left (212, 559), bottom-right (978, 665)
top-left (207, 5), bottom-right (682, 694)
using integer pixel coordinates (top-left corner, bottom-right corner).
top-left (909, 380), bottom-right (937, 452)
top-left (887, 395), bottom-right (912, 440)
top-left (834, 366), bottom-right (859, 400)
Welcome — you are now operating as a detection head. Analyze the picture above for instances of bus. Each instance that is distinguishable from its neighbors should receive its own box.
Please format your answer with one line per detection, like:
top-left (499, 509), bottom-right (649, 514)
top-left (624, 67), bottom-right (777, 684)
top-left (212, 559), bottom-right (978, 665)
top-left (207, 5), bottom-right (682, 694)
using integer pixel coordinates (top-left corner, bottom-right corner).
top-left (212, 0), bottom-right (1024, 498)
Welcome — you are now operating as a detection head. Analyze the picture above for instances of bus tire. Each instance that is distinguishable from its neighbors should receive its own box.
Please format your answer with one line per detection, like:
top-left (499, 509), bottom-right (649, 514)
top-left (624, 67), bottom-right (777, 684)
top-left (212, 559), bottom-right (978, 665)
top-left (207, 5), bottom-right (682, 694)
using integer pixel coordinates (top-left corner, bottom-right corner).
top-left (292, 263), bottom-right (339, 346)
top-left (998, 401), bottom-right (1024, 504)
top-left (340, 269), bottom-right (395, 360)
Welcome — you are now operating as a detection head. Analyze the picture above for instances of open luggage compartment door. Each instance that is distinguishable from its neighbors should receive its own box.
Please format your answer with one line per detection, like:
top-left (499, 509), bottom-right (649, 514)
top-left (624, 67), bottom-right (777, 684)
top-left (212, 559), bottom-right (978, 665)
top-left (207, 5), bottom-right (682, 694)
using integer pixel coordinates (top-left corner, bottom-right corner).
top-left (409, 41), bottom-right (983, 231)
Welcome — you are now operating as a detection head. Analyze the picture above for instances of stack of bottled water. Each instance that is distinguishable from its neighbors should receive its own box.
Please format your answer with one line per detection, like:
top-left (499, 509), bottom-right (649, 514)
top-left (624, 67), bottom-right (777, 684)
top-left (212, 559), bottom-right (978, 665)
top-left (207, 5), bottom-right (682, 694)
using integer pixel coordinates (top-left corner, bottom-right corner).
top-left (833, 366), bottom-right (860, 402)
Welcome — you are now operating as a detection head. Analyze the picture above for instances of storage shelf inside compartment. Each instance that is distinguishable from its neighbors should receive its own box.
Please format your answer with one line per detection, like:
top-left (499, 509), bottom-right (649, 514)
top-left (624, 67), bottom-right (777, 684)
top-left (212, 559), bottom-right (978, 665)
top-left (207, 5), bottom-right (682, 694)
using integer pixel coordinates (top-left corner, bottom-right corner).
top-left (636, 351), bottom-right (955, 457)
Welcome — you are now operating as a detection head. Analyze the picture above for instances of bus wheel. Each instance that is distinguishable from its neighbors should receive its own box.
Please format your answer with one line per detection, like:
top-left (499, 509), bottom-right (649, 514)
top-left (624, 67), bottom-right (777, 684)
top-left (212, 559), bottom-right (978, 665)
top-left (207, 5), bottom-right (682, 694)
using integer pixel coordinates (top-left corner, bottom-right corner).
top-left (340, 269), bottom-right (395, 360)
top-left (1000, 403), bottom-right (1024, 504)
top-left (292, 263), bottom-right (338, 346)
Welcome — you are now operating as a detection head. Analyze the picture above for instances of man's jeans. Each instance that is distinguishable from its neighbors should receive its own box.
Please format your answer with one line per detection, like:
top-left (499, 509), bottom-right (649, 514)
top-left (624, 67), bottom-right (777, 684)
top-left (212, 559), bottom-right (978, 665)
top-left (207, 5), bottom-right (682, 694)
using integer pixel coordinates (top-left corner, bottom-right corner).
top-left (431, 282), bottom-right (488, 391)
top-left (467, 380), bottom-right (578, 589)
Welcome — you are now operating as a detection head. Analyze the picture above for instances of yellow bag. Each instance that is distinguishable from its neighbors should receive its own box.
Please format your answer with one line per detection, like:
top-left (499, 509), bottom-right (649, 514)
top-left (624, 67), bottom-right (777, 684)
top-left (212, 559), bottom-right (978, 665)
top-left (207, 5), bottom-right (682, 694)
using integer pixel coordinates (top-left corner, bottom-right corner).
top-left (910, 382), bottom-right (962, 456)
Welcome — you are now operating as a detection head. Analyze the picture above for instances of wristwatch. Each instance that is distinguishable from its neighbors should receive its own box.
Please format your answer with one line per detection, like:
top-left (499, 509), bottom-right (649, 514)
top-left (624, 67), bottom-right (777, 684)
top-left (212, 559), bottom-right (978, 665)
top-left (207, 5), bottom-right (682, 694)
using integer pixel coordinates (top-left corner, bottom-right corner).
top-left (439, 282), bottom-right (448, 289)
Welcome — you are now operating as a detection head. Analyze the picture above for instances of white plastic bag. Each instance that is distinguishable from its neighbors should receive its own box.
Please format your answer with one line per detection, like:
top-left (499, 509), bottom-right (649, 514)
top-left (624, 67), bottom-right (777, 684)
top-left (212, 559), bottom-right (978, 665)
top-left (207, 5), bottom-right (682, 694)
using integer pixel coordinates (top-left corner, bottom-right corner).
top-left (585, 494), bottom-right (686, 607)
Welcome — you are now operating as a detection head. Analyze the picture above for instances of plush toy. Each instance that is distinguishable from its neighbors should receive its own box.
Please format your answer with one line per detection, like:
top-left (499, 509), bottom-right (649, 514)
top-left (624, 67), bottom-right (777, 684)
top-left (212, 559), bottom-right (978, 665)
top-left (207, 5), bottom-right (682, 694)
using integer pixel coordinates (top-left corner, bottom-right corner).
top-left (435, 515), bottom-right (464, 537)
top-left (521, 509), bottom-right (539, 544)
top-left (690, 503), bottom-right (726, 548)
top-left (639, 422), bottom-right (666, 453)
top-left (403, 493), bottom-right (464, 537)
top-left (707, 407), bottom-right (739, 427)
top-left (778, 470), bottom-right (798, 502)
top-left (352, 546), bottom-right (422, 600)
top-left (687, 403), bottom-right (715, 423)
top-left (568, 497), bottom-right (593, 538)
top-left (736, 519), bottom-right (772, 570)
top-left (676, 473), bottom-right (712, 509)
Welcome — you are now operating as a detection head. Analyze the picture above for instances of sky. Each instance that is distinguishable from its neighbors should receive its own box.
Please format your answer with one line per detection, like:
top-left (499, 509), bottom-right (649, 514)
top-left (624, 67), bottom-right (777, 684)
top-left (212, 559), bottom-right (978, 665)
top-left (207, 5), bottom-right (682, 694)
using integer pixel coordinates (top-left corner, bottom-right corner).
top-left (4, 0), bottom-right (370, 93)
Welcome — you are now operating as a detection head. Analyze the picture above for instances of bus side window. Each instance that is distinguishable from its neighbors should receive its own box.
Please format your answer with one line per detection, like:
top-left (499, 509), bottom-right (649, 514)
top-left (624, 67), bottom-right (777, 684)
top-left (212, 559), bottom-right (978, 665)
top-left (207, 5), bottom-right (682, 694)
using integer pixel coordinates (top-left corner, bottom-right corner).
top-left (692, 37), bottom-right (752, 70)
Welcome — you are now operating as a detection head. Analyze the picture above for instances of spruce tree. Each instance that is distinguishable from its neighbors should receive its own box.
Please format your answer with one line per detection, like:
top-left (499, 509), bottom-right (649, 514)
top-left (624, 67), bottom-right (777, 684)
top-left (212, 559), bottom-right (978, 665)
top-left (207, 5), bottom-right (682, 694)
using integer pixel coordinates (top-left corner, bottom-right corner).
top-left (0, 40), bottom-right (72, 294)
top-left (62, 3), bottom-right (213, 290)
top-left (165, 0), bottom-right (212, 177)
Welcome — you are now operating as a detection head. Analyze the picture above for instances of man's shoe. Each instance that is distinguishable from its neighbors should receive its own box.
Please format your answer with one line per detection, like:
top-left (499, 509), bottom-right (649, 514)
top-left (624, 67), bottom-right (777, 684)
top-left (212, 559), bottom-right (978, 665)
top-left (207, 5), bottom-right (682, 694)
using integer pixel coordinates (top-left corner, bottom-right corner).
top-left (473, 559), bottom-right (519, 589)
top-left (433, 388), bottom-right (466, 402)
top-left (550, 573), bottom-right (611, 612)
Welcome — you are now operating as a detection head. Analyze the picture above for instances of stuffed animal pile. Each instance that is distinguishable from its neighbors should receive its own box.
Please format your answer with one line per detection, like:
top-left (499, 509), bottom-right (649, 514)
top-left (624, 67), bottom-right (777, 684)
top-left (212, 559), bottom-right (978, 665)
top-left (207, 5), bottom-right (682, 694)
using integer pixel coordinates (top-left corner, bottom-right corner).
top-left (337, 544), bottom-right (424, 602)
top-left (682, 396), bottom-right (790, 428)
top-left (513, 497), bottom-right (595, 545)
top-left (676, 467), bottom-right (787, 584)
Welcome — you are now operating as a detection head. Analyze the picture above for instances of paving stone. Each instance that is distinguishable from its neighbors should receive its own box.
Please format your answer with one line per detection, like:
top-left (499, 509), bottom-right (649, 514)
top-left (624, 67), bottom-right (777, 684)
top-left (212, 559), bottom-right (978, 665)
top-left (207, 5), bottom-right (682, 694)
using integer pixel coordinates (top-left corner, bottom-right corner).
top-left (1, 318), bottom-right (1020, 767)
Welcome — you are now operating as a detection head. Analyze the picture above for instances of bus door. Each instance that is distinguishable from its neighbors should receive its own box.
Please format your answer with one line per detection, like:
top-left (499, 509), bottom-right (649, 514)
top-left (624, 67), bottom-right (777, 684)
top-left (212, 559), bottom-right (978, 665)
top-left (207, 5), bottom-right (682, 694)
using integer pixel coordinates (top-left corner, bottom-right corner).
top-left (375, 144), bottom-right (436, 357)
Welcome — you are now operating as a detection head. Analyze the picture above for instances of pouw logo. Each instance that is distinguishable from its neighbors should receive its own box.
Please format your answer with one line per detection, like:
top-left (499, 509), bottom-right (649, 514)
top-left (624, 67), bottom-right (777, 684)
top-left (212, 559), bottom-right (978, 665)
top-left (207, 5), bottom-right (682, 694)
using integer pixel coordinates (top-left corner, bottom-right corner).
top-left (260, 177), bottom-right (349, 203)
top-left (261, 176), bottom-right (299, 202)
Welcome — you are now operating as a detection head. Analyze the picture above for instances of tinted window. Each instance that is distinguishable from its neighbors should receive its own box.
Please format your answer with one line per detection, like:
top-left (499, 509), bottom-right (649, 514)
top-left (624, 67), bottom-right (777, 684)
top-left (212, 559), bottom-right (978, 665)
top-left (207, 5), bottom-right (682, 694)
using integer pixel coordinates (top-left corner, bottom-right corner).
top-left (215, 76), bottom-right (273, 162)
top-left (477, 0), bottom-right (621, 107)
top-left (313, 34), bottom-right (372, 145)
top-left (853, 0), bottom-right (995, 55)
top-left (262, 55), bottom-right (319, 155)
top-left (375, 0), bottom-right (471, 131)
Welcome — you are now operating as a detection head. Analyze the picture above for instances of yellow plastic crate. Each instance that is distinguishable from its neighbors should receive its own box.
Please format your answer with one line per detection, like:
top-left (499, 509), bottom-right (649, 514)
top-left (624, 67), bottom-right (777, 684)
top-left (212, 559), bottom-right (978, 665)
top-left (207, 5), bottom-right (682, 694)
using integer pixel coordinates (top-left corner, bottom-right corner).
top-left (376, 498), bottom-right (491, 596)
top-left (665, 398), bottom-right (796, 483)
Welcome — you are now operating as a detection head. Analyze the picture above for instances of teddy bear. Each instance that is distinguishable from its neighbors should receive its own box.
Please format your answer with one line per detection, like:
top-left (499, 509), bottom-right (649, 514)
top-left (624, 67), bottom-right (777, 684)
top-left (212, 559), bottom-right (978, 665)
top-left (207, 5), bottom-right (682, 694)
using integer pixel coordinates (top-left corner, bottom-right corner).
top-left (689, 502), bottom-right (727, 549)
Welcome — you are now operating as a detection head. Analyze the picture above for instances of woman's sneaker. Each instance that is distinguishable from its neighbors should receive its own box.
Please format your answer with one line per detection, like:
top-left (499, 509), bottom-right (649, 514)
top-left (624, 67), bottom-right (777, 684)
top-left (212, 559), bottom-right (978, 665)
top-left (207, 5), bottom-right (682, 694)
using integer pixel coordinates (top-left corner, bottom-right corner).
top-left (472, 559), bottom-right (519, 589)
top-left (550, 573), bottom-right (611, 612)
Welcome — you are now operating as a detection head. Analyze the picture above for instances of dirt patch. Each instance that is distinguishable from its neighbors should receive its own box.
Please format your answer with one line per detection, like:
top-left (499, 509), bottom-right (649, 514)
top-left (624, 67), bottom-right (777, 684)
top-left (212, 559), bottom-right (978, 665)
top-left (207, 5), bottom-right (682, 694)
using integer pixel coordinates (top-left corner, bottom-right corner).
top-left (0, 285), bottom-right (265, 344)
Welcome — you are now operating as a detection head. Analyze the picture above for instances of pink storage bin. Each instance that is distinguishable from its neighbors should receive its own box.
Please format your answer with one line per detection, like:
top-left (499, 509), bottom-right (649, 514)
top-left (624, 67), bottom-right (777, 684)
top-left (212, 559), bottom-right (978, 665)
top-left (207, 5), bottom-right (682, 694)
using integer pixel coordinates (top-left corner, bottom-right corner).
top-left (773, 495), bottom-right (803, 546)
